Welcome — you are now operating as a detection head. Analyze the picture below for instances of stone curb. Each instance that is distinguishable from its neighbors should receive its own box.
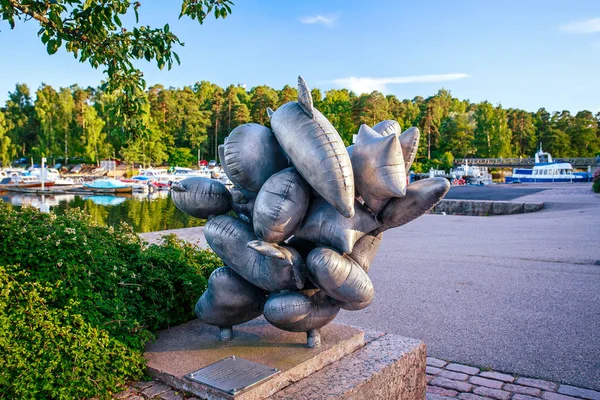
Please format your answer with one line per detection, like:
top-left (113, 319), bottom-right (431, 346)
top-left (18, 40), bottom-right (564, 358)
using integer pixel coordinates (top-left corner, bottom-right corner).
top-left (432, 199), bottom-right (544, 216)
top-left (116, 355), bottom-right (600, 400)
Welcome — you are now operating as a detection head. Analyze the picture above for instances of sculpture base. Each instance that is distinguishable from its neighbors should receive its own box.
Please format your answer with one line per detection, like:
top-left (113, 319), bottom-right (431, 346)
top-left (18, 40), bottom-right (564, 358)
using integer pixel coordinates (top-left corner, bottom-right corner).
top-left (145, 318), bottom-right (425, 399)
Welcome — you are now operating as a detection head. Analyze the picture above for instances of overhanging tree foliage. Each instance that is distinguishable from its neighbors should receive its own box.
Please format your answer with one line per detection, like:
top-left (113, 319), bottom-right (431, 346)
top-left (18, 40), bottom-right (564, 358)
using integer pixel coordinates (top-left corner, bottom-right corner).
top-left (1, 0), bottom-right (234, 141)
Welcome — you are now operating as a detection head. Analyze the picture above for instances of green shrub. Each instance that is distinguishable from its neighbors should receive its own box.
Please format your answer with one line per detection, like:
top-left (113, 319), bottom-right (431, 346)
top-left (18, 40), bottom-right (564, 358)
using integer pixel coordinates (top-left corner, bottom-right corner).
top-left (593, 179), bottom-right (600, 193)
top-left (0, 202), bottom-right (221, 399)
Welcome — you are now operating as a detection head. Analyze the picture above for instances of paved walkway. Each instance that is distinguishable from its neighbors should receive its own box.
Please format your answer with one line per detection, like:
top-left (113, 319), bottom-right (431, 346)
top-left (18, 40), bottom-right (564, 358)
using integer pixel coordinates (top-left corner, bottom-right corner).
top-left (425, 357), bottom-right (600, 400)
top-left (138, 183), bottom-right (600, 393)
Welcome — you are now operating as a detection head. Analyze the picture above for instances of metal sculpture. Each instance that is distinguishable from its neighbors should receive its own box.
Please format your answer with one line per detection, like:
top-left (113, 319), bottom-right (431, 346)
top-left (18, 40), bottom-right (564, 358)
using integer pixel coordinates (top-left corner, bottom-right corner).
top-left (174, 76), bottom-right (450, 348)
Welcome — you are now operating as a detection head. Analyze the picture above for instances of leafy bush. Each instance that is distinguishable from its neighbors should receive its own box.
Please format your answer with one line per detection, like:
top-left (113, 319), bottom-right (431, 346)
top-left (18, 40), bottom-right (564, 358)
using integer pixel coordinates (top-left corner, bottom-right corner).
top-left (593, 169), bottom-right (600, 193)
top-left (0, 203), bottom-right (221, 399)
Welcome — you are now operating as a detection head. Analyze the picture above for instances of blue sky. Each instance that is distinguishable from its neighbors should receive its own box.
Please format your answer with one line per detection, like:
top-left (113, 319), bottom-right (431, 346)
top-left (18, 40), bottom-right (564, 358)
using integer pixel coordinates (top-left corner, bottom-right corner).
top-left (1, 0), bottom-right (599, 113)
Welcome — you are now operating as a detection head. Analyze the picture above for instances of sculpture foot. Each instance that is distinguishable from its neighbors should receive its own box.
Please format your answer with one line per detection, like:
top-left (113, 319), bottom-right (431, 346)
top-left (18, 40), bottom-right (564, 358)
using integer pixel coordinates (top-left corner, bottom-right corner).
top-left (307, 329), bottom-right (321, 348)
top-left (220, 326), bottom-right (233, 341)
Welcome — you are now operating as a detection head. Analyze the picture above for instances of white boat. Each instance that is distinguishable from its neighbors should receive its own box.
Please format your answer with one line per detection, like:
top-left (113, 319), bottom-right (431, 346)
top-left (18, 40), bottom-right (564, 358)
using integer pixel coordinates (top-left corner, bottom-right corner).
top-left (428, 168), bottom-right (446, 178)
top-left (133, 168), bottom-right (168, 181)
top-left (170, 167), bottom-right (212, 180)
top-left (450, 161), bottom-right (492, 185)
top-left (505, 147), bottom-right (589, 183)
top-left (28, 167), bottom-right (76, 186)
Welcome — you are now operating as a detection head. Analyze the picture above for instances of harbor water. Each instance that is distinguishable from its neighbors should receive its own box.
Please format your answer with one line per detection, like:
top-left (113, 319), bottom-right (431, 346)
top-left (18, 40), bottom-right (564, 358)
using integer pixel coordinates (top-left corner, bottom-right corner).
top-left (0, 190), bottom-right (206, 233)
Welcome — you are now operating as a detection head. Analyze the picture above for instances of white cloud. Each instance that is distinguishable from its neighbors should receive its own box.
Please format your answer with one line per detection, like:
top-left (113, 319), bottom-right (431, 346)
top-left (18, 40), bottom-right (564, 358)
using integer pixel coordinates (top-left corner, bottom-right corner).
top-left (559, 18), bottom-right (600, 34)
top-left (326, 74), bottom-right (470, 94)
top-left (299, 15), bottom-right (337, 26)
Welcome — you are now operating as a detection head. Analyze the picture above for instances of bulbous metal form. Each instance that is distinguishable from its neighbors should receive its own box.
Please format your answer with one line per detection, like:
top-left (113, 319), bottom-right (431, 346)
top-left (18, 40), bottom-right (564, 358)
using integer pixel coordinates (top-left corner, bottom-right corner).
top-left (171, 177), bottom-right (232, 219)
top-left (253, 167), bottom-right (310, 243)
top-left (376, 177), bottom-right (451, 233)
top-left (223, 123), bottom-right (288, 192)
top-left (372, 119), bottom-right (401, 137)
top-left (174, 76), bottom-right (451, 348)
top-left (269, 76), bottom-right (355, 218)
top-left (307, 247), bottom-right (374, 304)
top-left (263, 289), bottom-right (340, 333)
top-left (204, 215), bottom-right (306, 292)
top-left (398, 127), bottom-right (420, 172)
top-left (263, 291), bottom-right (312, 324)
top-left (295, 198), bottom-right (380, 254)
top-left (351, 124), bottom-right (407, 214)
top-left (348, 232), bottom-right (383, 273)
top-left (195, 267), bottom-right (266, 328)
top-left (372, 120), bottom-right (420, 172)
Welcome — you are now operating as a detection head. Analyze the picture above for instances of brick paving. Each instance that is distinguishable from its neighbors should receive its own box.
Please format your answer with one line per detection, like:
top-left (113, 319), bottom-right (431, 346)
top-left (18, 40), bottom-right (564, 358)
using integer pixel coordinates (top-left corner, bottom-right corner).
top-left (113, 356), bottom-right (600, 399)
top-left (426, 357), bottom-right (600, 400)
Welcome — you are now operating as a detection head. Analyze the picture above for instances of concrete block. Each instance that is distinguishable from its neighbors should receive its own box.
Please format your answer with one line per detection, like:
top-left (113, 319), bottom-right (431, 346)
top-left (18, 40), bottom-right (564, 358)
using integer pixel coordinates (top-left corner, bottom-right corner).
top-left (478, 371), bottom-right (515, 383)
top-left (504, 383), bottom-right (542, 396)
top-left (517, 377), bottom-right (559, 391)
top-left (426, 357), bottom-right (448, 368)
top-left (271, 333), bottom-right (426, 399)
top-left (524, 202), bottom-right (544, 213)
top-left (145, 318), bottom-right (425, 399)
top-left (430, 376), bottom-right (473, 392)
top-left (469, 376), bottom-right (504, 389)
top-left (438, 369), bottom-right (469, 381)
top-left (446, 363), bottom-right (480, 375)
top-left (492, 201), bottom-right (524, 215)
top-left (472, 201), bottom-right (493, 216)
top-left (472, 386), bottom-right (511, 400)
top-left (558, 385), bottom-right (600, 400)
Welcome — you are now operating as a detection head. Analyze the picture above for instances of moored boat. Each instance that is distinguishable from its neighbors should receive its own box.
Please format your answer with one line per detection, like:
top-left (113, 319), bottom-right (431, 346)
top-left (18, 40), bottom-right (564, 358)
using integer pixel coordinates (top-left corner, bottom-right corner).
top-left (83, 179), bottom-right (133, 193)
top-left (505, 147), bottom-right (590, 183)
top-left (0, 175), bottom-right (56, 190)
top-left (450, 161), bottom-right (493, 185)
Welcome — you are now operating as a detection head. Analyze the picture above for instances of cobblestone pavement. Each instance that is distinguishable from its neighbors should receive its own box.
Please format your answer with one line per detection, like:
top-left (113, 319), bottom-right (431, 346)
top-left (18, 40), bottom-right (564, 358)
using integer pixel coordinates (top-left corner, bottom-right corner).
top-left (113, 355), bottom-right (600, 399)
top-left (425, 357), bottom-right (600, 400)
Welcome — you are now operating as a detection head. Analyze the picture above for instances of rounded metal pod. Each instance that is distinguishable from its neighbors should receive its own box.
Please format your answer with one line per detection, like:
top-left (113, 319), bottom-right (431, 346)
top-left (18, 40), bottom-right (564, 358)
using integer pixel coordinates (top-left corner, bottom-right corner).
top-left (337, 296), bottom-right (373, 311)
top-left (348, 232), bottom-right (383, 273)
top-left (264, 289), bottom-right (340, 333)
top-left (204, 216), bottom-right (306, 292)
top-left (307, 247), bottom-right (374, 304)
top-left (263, 291), bottom-right (312, 324)
top-left (195, 266), bottom-right (266, 327)
top-left (223, 123), bottom-right (288, 192)
top-left (269, 76), bottom-right (355, 218)
top-left (295, 198), bottom-right (380, 254)
top-left (171, 177), bottom-right (232, 219)
top-left (376, 177), bottom-right (451, 233)
top-left (372, 121), bottom-right (420, 172)
top-left (372, 119), bottom-right (401, 137)
top-left (254, 168), bottom-right (310, 243)
top-left (351, 124), bottom-right (407, 215)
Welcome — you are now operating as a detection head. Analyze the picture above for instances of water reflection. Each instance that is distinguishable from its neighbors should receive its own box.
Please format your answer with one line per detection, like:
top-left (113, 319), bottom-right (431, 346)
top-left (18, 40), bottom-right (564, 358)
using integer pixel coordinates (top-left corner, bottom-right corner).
top-left (0, 191), bottom-right (206, 233)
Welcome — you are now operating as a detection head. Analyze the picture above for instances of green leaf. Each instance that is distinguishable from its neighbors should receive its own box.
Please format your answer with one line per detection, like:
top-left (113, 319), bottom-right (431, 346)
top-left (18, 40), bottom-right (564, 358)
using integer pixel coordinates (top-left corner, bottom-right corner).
top-left (47, 39), bottom-right (59, 55)
top-left (164, 23), bottom-right (170, 33)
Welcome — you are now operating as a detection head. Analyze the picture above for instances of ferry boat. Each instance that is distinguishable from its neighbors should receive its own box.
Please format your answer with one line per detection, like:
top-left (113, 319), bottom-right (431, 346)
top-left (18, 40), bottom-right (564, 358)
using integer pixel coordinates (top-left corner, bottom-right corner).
top-left (505, 147), bottom-right (589, 183)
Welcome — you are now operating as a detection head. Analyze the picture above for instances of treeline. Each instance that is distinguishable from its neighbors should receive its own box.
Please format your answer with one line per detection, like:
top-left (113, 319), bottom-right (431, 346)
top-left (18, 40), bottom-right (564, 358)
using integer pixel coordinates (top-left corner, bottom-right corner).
top-left (1, 82), bottom-right (599, 172)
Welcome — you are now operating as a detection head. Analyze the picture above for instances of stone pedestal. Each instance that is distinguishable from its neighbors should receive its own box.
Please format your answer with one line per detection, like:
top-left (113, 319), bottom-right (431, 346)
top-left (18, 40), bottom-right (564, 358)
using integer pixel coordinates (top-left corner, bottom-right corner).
top-left (145, 318), bottom-right (426, 399)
